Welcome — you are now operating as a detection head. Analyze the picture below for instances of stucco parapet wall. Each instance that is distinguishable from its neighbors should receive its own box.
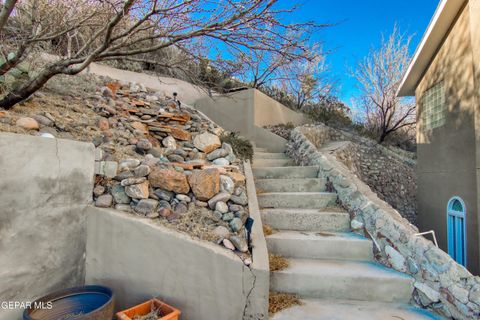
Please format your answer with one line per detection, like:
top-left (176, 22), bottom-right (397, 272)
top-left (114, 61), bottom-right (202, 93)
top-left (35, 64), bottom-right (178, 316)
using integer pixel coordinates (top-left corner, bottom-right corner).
top-left (287, 127), bottom-right (480, 320)
top-left (86, 206), bottom-right (268, 320)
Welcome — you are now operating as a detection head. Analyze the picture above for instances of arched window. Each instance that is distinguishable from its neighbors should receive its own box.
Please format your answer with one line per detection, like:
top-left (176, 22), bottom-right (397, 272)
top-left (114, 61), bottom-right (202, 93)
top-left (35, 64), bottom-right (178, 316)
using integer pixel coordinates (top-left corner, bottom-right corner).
top-left (447, 197), bottom-right (467, 266)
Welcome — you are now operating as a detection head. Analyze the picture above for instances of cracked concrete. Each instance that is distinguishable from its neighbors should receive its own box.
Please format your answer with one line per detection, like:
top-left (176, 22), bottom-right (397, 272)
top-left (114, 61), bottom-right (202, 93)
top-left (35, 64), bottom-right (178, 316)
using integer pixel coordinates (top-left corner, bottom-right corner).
top-left (242, 160), bottom-right (270, 319)
top-left (86, 206), bottom-right (269, 320)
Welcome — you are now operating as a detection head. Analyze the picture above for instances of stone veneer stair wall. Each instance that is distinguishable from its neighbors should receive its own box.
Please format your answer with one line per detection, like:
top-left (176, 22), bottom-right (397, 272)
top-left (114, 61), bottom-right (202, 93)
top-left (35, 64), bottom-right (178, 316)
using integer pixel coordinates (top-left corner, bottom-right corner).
top-left (285, 126), bottom-right (480, 320)
top-left (252, 146), bottom-right (443, 320)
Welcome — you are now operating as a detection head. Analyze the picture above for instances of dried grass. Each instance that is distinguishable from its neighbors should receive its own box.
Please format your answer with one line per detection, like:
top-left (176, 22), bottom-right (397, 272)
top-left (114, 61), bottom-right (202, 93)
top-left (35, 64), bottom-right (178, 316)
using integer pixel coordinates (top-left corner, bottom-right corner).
top-left (262, 224), bottom-right (275, 236)
top-left (157, 206), bottom-right (229, 243)
top-left (268, 292), bottom-right (302, 315)
top-left (131, 302), bottom-right (163, 320)
top-left (269, 254), bottom-right (289, 272)
top-left (323, 206), bottom-right (345, 212)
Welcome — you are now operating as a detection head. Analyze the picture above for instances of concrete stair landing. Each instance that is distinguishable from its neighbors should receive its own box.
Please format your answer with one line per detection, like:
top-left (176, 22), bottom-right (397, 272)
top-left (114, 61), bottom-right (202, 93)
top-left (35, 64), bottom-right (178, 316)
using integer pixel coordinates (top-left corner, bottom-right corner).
top-left (252, 148), bottom-right (443, 320)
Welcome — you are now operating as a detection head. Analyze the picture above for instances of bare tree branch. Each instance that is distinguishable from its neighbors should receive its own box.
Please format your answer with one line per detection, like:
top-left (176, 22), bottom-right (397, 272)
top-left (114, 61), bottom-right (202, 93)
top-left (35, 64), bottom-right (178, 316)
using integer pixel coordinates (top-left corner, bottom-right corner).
top-left (0, 0), bottom-right (17, 31)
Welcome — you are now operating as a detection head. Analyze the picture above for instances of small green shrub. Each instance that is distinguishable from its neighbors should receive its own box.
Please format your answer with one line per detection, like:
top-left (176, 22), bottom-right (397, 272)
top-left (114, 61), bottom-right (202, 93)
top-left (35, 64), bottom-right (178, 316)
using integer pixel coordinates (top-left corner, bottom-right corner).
top-left (220, 132), bottom-right (253, 161)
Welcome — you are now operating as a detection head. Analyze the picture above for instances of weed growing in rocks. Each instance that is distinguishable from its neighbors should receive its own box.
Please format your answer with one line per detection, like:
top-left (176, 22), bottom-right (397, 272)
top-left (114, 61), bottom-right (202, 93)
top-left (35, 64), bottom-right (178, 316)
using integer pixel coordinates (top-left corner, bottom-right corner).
top-left (220, 131), bottom-right (253, 161)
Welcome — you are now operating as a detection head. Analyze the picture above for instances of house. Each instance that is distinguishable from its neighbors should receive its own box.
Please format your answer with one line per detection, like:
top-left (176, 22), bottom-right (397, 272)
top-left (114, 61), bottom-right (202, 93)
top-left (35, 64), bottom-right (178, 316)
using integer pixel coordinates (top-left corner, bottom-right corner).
top-left (398, 0), bottom-right (480, 274)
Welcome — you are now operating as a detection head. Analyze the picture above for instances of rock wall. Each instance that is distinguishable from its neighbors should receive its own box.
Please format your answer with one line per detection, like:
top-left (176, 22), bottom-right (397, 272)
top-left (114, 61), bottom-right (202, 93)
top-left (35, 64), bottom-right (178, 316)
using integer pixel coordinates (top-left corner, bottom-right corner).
top-left (0, 133), bottom-right (95, 320)
top-left (287, 127), bottom-right (480, 320)
top-left (301, 124), bottom-right (417, 224)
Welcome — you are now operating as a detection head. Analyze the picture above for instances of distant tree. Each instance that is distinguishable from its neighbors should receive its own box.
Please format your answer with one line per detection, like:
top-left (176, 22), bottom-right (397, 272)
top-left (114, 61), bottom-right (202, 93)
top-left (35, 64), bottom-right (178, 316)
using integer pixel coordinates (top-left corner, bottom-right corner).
top-left (278, 50), bottom-right (332, 110)
top-left (0, 0), bottom-right (326, 109)
top-left (354, 26), bottom-right (415, 143)
top-left (303, 95), bottom-right (352, 127)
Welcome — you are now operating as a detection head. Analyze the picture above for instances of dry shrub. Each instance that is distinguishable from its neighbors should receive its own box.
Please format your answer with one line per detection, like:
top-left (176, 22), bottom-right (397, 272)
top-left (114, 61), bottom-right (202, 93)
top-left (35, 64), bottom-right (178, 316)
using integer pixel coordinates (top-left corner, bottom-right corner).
top-left (269, 292), bottom-right (302, 315)
top-left (263, 224), bottom-right (275, 236)
top-left (159, 206), bottom-right (227, 243)
top-left (303, 130), bottom-right (324, 148)
top-left (269, 254), bottom-right (289, 272)
top-left (220, 131), bottom-right (253, 161)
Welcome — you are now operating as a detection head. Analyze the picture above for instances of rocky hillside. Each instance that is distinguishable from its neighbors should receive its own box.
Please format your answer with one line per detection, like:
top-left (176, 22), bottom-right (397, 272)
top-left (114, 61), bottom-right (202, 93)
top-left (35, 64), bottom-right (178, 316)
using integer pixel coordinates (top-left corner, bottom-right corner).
top-left (0, 74), bottom-right (252, 262)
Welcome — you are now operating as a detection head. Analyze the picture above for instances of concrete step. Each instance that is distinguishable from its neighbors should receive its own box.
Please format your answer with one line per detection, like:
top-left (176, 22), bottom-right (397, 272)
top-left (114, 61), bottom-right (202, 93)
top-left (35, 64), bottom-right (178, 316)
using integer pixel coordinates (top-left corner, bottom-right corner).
top-left (270, 259), bottom-right (414, 303)
top-left (256, 178), bottom-right (326, 193)
top-left (253, 166), bottom-right (318, 179)
top-left (267, 231), bottom-right (373, 261)
top-left (254, 147), bottom-right (269, 152)
top-left (271, 299), bottom-right (445, 320)
top-left (261, 208), bottom-right (350, 232)
top-left (253, 152), bottom-right (289, 160)
top-left (253, 158), bottom-right (294, 167)
top-left (257, 192), bottom-right (337, 209)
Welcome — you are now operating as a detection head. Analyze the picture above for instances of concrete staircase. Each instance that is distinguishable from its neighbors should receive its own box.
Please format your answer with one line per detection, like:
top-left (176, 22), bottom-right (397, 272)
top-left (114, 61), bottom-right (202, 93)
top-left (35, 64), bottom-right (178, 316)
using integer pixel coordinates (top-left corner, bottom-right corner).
top-left (252, 148), bottom-right (443, 320)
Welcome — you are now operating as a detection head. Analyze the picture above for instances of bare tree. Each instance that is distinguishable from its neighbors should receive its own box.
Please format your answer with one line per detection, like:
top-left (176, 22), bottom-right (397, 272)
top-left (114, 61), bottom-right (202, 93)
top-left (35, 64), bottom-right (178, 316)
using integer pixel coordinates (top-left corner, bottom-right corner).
top-left (234, 49), bottom-right (292, 89)
top-left (354, 26), bottom-right (415, 143)
top-left (278, 50), bottom-right (332, 110)
top-left (231, 26), bottom-right (328, 90)
top-left (0, 0), bottom-right (327, 109)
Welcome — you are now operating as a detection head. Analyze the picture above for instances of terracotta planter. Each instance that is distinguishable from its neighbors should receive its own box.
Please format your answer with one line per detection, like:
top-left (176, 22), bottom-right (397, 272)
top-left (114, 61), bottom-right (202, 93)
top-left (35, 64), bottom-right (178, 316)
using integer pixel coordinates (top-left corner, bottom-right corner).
top-left (116, 299), bottom-right (181, 320)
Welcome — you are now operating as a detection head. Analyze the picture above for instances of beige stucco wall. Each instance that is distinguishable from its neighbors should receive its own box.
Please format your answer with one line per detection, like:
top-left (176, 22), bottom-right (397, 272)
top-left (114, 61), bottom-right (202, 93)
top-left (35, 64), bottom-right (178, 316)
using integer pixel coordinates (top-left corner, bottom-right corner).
top-left (0, 133), bottom-right (95, 320)
top-left (416, 2), bottom-right (480, 274)
top-left (85, 207), bottom-right (269, 320)
top-left (194, 89), bottom-right (309, 152)
top-left (194, 89), bottom-right (254, 135)
top-left (252, 89), bottom-right (307, 127)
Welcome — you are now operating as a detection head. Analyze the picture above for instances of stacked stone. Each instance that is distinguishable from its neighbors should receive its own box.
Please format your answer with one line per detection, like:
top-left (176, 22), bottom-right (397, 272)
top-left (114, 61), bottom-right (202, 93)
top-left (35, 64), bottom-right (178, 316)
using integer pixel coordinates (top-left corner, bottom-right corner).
top-left (287, 126), bottom-right (480, 320)
top-left (91, 81), bottom-right (250, 254)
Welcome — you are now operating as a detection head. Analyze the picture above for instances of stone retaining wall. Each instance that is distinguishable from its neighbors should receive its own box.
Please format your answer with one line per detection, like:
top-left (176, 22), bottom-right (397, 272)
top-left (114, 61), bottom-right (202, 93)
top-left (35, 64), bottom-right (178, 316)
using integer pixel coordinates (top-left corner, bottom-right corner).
top-left (287, 127), bottom-right (480, 320)
top-left (301, 124), bottom-right (417, 224)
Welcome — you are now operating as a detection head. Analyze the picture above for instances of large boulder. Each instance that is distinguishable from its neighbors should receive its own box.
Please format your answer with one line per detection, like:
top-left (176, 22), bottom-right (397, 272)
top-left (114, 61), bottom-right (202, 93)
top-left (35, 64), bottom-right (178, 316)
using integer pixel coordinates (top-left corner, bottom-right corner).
top-left (149, 168), bottom-right (190, 194)
top-left (193, 132), bottom-right (221, 153)
top-left (188, 169), bottom-right (220, 201)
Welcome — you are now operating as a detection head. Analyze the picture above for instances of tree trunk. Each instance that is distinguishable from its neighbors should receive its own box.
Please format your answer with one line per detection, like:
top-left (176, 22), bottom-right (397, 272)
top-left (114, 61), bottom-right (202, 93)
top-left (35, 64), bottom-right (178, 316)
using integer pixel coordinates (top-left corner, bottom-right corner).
top-left (378, 129), bottom-right (388, 143)
top-left (0, 65), bottom-right (61, 109)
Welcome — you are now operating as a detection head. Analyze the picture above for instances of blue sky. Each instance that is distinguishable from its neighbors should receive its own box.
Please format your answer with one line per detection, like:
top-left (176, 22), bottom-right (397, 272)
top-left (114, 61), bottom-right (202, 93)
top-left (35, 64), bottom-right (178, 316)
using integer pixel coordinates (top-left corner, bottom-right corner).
top-left (280, 0), bottom-right (440, 104)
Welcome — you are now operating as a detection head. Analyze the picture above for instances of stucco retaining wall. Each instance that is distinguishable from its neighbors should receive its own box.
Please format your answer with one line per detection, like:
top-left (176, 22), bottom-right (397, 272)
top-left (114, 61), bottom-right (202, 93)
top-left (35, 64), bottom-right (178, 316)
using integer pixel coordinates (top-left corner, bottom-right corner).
top-left (0, 133), bottom-right (95, 320)
top-left (85, 206), bottom-right (269, 320)
top-left (194, 89), bottom-right (308, 152)
top-left (287, 127), bottom-right (480, 320)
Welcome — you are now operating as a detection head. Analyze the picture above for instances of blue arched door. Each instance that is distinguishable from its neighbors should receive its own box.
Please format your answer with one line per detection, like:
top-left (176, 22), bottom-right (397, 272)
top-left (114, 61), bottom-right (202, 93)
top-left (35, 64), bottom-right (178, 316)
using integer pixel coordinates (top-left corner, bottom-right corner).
top-left (447, 197), bottom-right (467, 266)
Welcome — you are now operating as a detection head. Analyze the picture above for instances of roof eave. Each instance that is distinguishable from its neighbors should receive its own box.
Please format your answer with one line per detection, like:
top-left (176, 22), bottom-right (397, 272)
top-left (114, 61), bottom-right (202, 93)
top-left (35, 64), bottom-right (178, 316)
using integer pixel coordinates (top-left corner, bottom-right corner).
top-left (397, 0), bottom-right (466, 97)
